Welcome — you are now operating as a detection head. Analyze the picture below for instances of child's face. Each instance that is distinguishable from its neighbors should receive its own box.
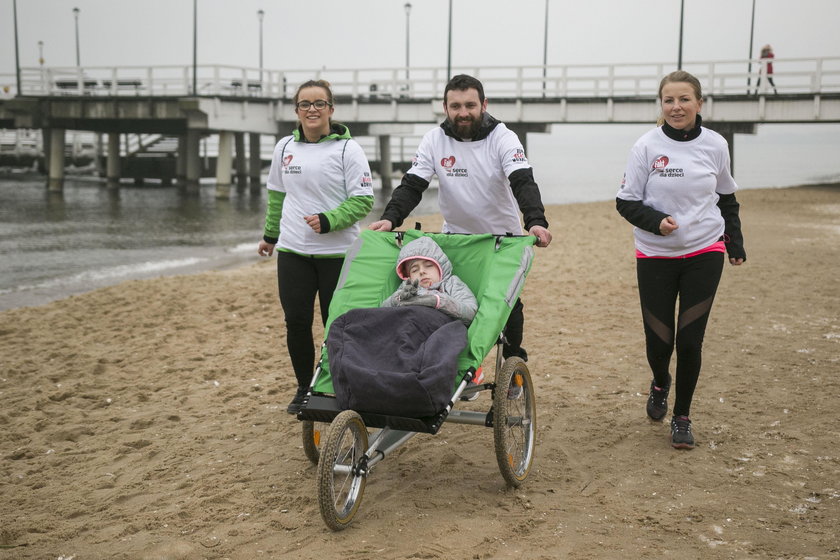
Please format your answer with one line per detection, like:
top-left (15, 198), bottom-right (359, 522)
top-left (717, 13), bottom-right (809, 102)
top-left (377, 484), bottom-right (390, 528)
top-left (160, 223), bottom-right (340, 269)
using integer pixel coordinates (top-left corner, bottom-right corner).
top-left (406, 259), bottom-right (441, 287)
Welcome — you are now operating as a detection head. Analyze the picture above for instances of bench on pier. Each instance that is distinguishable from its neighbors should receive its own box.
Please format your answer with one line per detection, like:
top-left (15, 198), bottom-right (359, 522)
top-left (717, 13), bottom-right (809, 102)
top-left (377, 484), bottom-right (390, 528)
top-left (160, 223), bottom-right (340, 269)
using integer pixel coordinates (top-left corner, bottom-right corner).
top-left (229, 80), bottom-right (263, 95)
top-left (54, 79), bottom-right (98, 95)
top-left (367, 82), bottom-right (411, 101)
top-left (101, 79), bottom-right (144, 94)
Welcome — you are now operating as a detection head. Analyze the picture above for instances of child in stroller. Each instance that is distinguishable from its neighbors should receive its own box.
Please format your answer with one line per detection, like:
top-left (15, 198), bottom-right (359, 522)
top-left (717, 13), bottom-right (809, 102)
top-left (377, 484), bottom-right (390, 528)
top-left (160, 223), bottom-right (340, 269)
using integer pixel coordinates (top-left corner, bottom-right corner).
top-left (381, 236), bottom-right (477, 326)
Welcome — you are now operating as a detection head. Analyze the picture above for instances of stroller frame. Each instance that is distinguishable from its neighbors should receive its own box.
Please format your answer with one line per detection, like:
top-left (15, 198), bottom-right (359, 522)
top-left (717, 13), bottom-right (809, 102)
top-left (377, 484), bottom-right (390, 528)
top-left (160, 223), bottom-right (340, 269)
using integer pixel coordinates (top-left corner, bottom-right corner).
top-left (295, 230), bottom-right (538, 531)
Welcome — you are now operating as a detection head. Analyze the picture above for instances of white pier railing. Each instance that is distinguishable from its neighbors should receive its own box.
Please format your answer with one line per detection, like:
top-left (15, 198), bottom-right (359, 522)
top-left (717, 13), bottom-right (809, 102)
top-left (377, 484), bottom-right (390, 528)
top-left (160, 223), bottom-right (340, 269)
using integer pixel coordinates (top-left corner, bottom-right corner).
top-left (4, 57), bottom-right (839, 100)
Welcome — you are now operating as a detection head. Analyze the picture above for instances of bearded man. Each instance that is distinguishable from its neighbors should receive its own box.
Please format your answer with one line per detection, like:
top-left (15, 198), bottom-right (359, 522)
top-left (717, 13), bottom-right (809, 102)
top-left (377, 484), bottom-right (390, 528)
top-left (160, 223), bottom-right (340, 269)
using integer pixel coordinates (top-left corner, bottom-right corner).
top-left (369, 74), bottom-right (552, 363)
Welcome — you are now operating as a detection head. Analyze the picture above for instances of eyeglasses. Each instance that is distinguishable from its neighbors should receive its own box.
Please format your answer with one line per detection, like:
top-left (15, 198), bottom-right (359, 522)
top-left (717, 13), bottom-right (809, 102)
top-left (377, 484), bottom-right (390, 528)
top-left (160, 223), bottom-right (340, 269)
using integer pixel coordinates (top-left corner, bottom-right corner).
top-left (296, 99), bottom-right (332, 110)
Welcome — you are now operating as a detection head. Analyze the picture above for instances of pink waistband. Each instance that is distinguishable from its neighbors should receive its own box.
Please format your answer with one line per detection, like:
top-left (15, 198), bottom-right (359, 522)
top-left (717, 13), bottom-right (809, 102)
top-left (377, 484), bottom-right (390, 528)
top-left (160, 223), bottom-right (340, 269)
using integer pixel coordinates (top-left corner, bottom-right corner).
top-left (636, 240), bottom-right (725, 259)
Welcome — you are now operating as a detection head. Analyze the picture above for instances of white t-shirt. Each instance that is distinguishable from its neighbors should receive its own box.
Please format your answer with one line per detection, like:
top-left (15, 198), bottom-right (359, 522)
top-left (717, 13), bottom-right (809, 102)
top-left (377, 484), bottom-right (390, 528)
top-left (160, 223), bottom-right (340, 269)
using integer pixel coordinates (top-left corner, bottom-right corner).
top-left (408, 123), bottom-right (531, 235)
top-left (267, 136), bottom-right (373, 255)
top-left (617, 126), bottom-right (738, 257)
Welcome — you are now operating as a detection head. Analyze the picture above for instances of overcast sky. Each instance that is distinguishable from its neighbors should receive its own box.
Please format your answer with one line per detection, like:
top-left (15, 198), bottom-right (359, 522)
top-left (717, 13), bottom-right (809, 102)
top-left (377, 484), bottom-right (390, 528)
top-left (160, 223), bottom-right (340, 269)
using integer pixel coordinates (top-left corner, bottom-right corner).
top-left (2, 0), bottom-right (839, 81)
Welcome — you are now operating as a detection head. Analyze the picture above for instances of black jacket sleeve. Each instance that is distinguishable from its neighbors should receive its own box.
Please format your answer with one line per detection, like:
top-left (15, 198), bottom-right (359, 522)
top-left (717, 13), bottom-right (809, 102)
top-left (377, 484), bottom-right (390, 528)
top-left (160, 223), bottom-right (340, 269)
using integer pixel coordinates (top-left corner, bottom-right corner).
top-left (317, 213), bottom-right (331, 234)
top-left (615, 197), bottom-right (670, 235)
top-left (509, 168), bottom-right (549, 231)
top-left (716, 193), bottom-right (746, 261)
top-left (379, 173), bottom-right (430, 229)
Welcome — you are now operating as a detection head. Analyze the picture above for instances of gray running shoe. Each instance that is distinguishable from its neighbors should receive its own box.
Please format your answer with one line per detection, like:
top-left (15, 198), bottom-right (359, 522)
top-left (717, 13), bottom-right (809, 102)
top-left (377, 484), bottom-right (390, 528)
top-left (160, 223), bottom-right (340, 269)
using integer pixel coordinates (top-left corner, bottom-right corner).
top-left (646, 374), bottom-right (671, 421)
top-left (670, 415), bottom-right (695, 449)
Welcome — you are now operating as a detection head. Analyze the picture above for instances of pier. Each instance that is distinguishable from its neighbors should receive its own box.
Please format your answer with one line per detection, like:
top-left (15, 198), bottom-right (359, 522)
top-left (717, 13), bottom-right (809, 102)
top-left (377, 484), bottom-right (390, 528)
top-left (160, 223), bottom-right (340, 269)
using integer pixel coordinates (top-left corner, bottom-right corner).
top-left (2, 57), bottom-right (839, 194)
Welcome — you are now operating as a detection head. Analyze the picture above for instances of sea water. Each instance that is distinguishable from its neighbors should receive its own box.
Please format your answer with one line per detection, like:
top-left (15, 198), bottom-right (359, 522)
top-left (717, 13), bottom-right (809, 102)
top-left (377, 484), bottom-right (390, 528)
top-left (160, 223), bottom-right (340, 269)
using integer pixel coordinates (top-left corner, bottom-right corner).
top-left (1, 123), bottom-right (838, 311)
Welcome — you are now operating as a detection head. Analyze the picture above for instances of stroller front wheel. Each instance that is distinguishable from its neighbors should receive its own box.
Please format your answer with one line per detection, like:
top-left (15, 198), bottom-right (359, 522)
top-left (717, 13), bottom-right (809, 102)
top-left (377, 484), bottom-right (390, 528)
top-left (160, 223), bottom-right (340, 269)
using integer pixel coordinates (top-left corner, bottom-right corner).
top-left (493, 357), bottom-right (537, 487)
top-left (317, 410), bottom-right (369, 531)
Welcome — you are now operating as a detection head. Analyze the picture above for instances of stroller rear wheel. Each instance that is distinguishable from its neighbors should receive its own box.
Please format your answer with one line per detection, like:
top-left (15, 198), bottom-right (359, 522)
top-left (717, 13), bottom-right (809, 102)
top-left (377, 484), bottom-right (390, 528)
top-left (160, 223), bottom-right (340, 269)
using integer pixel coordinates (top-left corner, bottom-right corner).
top-left (493, 357), bottom-right (536, 487)
top-left (317, 410), bottom-right (369, 531)
top-left (301, 420), bottom-right (327, 465)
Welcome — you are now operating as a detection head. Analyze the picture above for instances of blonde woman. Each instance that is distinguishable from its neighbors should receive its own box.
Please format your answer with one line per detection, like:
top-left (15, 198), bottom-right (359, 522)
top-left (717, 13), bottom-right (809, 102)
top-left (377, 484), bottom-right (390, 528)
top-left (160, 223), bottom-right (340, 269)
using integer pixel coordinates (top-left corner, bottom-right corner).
top-left (616, 71), bottom-right (746, 449)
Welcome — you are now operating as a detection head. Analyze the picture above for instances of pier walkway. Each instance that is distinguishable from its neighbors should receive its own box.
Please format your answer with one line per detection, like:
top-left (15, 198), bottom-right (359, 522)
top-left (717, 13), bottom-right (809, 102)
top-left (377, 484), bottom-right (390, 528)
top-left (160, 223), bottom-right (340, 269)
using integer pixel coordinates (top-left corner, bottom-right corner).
top-left (1, 57), bottom-right (839, 192)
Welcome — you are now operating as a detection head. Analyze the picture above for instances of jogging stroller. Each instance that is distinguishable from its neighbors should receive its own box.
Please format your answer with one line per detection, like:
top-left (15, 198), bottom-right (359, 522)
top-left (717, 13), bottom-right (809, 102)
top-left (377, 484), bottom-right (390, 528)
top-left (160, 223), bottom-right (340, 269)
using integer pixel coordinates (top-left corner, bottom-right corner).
top-left (295, 229), bottom-right (538, 531)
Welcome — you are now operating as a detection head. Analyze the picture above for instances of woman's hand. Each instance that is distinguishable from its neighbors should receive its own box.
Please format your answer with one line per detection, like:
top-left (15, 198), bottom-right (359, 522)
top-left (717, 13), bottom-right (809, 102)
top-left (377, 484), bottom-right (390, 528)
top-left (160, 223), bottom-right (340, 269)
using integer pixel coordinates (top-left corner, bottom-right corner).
top-left (659, 216), bottom-right (679, 236)
top-left (257, 240), bottom-right (275, 257)
top-left (304, 214), bottom-right (321, 233)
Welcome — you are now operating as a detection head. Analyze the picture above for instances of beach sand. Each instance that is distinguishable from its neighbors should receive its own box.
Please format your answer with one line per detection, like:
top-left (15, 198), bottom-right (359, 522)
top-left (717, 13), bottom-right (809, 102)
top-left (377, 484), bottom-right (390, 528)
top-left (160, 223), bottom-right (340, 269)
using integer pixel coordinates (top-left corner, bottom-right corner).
top-left (1, 185), bottom-right (839, 559)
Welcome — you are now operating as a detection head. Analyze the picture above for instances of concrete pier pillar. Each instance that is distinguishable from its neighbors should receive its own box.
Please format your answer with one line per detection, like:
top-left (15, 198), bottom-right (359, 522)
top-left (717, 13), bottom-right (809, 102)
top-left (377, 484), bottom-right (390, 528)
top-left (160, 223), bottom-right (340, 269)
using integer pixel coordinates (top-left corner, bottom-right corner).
top-left (504, 123), bottom-right (551, 156)
top-left (249, 133), bottom-right (262, 187)
top-left (176, 135), bottom-right (187, 185)
top-left (506, 125), bottom-right (528, 153)
top-left (234, 132), bottom-right (247, 186)
top-left (378, 135), bottom-right (392, 193)
top-left (215, 131), bottom-right (234, 198)
top-left (705, 122), bottom-right (756, 176)
top-left (47, 128), bottom-right (66, 191)
top-left (107, 132), bottom-right (121, 187)
top-left (94, 134), bottom-right (104, 177)
top-left (720, 130), bottom-right (736, 174)
top-left (185, 130), bottom-right (201, 192)
top-left (40, 128), bottom-right (51, 174)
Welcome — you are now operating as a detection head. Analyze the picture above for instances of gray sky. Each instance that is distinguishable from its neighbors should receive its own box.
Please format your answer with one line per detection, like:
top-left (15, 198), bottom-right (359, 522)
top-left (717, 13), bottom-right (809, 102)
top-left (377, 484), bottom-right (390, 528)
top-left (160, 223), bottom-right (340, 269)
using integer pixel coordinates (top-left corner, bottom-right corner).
top-left (2, 0), bottom-right (839, 81)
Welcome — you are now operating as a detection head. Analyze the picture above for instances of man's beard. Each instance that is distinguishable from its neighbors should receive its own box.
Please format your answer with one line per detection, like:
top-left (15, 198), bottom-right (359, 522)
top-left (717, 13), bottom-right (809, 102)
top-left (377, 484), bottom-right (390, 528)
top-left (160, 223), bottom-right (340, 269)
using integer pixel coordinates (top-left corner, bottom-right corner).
top-left (449, 114), bottom-right (482, 139)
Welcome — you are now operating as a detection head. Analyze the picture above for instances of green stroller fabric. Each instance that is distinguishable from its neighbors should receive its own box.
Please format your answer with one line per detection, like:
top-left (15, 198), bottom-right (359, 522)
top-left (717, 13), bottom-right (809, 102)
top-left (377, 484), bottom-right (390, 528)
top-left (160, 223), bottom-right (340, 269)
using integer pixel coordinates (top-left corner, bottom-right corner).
top-left (313, 229), bottom-right (536, 395)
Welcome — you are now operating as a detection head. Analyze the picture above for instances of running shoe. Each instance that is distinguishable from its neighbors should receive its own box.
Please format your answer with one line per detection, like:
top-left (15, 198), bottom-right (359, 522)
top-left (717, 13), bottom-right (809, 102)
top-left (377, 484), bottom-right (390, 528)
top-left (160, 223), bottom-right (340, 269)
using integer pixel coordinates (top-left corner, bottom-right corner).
top-left (670, 415), bottom-right (695, 449)
top-left (646, 374), bottom-right (671, 421)
top-left (460, 382), bottom-right (480, 401)
top-left (459, 368), bottom-right (484, 402)
top-left (286, 386), bottom-right (308, 415)
top-left (502, 346), bottom-right (529, 362)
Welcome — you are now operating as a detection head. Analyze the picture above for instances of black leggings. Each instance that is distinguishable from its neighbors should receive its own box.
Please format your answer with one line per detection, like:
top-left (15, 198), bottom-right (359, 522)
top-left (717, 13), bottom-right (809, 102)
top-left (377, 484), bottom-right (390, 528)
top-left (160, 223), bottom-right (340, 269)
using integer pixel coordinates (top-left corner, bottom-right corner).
top-left (636, 251), bottom-right (724, 417)
top-left (503, 298), bottom-right (525, 358)
top-left (755, 76), bottom-right (776, 90)
top-left (276, 251), bottom-right (344, 388)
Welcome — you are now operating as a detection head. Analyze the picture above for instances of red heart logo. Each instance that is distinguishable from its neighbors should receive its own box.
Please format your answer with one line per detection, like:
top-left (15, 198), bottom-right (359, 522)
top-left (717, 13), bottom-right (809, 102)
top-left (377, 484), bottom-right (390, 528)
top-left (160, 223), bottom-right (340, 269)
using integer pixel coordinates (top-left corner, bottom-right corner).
top-left (653, 155), bottom-right (669, 170)
top-left (283, 155), bottom-right (293, 167)
top-left (440, 156), bottom-right (456, 169)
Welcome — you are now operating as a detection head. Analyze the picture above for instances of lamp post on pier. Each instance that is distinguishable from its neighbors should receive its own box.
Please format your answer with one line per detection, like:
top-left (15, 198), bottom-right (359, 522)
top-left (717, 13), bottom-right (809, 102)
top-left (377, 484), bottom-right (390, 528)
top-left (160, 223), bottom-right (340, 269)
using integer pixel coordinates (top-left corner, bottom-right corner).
top-left (677, 0), bottom-right (684, 69)
top-left (404, 3), bottom-right (412, 80)
top-left (12, 0), bottom-right (21, 95)
top-left (192, 0), bottom-right (197, 95)
top-left (446, 0), bottom-right (452, 79)
top-left (38, 40), bottom-right (45, 90)
top-left (257, 9), bottom-right (265, 84)
top-left (746, 0), bottom-right (756, 93)
top-left (73, 7), bottom-right (81, 67)
top-left (542, 0), bottom-right (549, 96)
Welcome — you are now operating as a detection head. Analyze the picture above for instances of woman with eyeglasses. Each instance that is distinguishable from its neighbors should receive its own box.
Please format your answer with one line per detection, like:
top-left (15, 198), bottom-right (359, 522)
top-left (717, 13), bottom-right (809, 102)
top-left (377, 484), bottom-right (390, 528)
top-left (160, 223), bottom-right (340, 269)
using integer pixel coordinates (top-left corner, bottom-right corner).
top-left (258, 79), bottom-right (375, 414)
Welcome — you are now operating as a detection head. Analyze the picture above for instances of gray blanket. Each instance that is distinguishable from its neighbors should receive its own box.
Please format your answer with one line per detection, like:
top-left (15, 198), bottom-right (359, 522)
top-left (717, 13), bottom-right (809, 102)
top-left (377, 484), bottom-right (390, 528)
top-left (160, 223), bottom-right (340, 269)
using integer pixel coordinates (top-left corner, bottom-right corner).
top-left (326, 306), bottom-right (467, 417)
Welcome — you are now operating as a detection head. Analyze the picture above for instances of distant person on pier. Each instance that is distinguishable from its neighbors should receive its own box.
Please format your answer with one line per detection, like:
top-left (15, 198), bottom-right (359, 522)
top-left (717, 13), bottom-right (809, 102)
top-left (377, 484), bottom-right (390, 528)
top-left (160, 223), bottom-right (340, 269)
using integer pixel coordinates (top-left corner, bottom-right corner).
top-left (616, 70), bottom-right (747, 450)
top-left (756, 44), bottom-right (778, 94)
top-left (368, 74), bottom-right (552, 366)
top-left (257, 79), bottom-right (375, 415)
